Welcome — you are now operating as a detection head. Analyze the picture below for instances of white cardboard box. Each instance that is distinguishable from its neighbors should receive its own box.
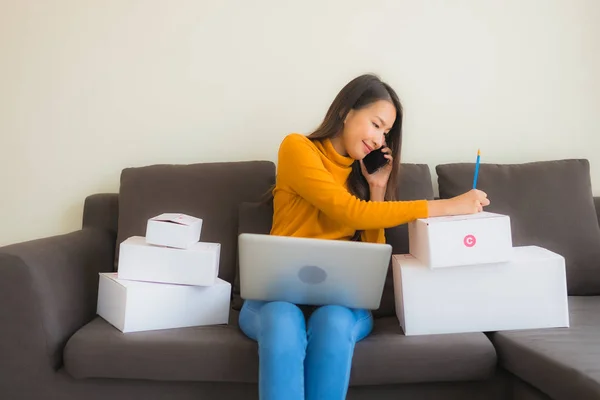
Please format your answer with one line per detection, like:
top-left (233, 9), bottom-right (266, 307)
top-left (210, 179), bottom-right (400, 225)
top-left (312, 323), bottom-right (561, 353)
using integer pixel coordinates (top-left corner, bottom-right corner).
top-left (97, 273), bottom-right (231, 333)
top-left (118, 236), bottom-right (220, 286)
top-left (408, 211), bottom-right (513, 268)
top-left (146, 213), bottom-right (203, 249)
top-left (392, 246), bottom-right (569, 336)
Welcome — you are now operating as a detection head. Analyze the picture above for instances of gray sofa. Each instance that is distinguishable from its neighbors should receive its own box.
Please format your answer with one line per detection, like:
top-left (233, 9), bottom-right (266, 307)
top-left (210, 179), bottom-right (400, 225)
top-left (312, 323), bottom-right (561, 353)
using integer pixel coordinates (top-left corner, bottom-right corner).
top-left (1, 158), bottom-right (599, 400)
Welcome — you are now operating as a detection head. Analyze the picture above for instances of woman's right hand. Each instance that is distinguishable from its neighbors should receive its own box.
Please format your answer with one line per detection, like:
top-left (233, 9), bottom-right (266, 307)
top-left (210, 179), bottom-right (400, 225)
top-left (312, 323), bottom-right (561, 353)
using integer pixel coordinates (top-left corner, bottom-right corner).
top-left (428, 189), bottom-right (490, 217)
top-left (449, 189), bottom-right (490, 215)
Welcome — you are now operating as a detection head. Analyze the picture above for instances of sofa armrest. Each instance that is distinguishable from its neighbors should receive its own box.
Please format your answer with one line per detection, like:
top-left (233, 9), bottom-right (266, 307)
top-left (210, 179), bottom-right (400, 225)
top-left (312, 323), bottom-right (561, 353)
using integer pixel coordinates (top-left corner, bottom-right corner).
top-left (0, 228), bottom-right (115, 380)
top-left (83, 193), bottom-right (118, 234)
top-left (595, 197), bottom-right (600, 228)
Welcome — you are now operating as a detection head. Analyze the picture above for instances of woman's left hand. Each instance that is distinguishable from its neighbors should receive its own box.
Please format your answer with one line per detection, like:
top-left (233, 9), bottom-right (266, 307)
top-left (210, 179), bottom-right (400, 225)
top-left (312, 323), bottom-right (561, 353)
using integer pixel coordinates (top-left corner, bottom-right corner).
top-left (359, 145), bottom-right (393, 191)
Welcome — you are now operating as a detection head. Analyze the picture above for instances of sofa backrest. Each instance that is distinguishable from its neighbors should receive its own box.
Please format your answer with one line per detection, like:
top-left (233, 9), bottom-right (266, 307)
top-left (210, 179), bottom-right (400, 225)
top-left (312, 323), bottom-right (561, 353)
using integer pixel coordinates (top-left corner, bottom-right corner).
top-left (114, 161), bottom-right (275, 285)
top-left (82, 157), bottom-right (600, 308)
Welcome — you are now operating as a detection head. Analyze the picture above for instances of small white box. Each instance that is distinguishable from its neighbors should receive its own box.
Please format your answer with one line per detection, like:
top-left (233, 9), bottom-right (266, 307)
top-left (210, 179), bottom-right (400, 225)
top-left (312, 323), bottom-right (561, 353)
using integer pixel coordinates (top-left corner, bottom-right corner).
top-left (392, 246), bottom-right (569, 336)
top-left (118, 236), bottom-right (220, 286)
top-left (408, 211), bottom-right (513, 268)
top-left (97, 273), bottom-right (231, 333)
top-left (146, 213), bottom-right (203, 249)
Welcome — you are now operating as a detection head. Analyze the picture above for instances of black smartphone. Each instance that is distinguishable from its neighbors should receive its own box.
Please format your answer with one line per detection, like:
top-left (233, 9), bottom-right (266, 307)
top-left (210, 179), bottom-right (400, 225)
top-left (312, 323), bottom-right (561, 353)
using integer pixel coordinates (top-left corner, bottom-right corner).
top-left (362, 147), bottom-right (388, 174)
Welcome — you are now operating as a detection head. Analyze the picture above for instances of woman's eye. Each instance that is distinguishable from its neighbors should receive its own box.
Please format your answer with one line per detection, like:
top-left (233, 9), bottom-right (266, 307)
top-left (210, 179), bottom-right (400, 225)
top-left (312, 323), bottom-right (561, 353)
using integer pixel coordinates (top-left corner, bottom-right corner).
top-left (372, 122), bottom-right (380, 129)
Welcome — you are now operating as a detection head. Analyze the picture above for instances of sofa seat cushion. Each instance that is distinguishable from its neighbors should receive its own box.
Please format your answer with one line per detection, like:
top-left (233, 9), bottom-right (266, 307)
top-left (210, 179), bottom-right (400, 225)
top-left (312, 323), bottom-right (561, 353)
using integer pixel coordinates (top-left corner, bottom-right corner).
top-left (351, 317), bottom-right (496, 385)
top-left (63, 315), bottom-right (259, 383)
top-left (491, 296), bottom-right (600, 400)
top-left (64, 315), bottom-right (496, 385)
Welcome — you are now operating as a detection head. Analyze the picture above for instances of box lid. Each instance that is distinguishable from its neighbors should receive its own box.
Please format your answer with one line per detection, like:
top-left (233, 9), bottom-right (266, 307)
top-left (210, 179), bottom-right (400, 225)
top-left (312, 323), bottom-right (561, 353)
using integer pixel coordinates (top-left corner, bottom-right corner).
top-left (193, 242), bottom-right (220, 251)
top-left (101, 272), bottom-right (186, 288)
top-left (101, 272), bottom-right (162, 288)
top-left (121, 236), bottom-right (219, 251)
top-left (417, 211), bottom-right (507, 225)
top-left (100, 272), bottom-right (231, 288)
top-left (100, 272), bottom-right (129, 288)
top-left (150, 213), bottom-right (201, 226)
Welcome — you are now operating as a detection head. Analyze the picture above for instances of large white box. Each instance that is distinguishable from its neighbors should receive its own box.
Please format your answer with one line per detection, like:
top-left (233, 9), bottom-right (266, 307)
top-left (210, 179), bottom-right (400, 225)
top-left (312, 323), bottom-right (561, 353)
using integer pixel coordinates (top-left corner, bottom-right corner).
top-left (118, 236), bottom-right (220, 286)
top-left (392, 246), bottom-right (569, 336)
top-left (408, 211), bottom-right (513, 268)
top-left (97, 273), bottom-right (231, 333)
top-left (146, 213), bottom-right (203, 249)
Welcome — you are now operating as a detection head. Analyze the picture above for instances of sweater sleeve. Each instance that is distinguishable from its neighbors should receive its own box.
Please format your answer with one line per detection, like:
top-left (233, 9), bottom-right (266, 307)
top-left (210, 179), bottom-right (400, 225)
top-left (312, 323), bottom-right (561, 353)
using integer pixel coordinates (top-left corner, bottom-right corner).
top-left (277, 134), bottom-right (429, 230)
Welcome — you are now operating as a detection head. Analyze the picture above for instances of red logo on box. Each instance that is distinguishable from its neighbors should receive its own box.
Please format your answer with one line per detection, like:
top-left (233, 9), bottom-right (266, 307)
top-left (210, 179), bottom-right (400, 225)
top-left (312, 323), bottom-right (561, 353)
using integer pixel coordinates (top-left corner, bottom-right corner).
top-left (464, 234), bottom-right (476, 247)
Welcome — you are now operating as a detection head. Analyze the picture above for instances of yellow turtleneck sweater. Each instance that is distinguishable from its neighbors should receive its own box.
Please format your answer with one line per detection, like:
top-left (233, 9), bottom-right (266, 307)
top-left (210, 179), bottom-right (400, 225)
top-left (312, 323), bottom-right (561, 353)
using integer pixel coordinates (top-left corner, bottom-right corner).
top-left (270, 133), bottom-right (429, 244)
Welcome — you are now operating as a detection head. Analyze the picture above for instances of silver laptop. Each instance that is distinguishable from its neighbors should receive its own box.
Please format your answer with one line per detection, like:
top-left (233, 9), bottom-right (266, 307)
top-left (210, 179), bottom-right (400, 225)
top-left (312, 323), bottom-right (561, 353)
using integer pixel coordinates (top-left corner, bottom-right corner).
top-left (238, 233), bottom-right (392, 310)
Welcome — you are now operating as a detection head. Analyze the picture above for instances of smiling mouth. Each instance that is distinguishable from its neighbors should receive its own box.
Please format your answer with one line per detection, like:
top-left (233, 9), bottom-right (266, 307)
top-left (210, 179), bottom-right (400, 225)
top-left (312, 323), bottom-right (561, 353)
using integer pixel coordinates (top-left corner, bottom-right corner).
top-left (363, 141), bottom-right (373, 153)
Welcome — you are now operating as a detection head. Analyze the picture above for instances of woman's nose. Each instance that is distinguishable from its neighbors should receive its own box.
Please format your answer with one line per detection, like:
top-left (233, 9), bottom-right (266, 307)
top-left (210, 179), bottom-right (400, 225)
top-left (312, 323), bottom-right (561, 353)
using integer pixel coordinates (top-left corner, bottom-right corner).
top-left (373, 135), bottom-right (385, 149)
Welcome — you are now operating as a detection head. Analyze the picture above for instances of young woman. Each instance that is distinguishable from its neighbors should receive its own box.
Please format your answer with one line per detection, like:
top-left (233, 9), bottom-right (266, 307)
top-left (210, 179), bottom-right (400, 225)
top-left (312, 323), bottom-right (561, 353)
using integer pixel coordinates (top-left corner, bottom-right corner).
top-left (238, 74), bottom-right (490, 400)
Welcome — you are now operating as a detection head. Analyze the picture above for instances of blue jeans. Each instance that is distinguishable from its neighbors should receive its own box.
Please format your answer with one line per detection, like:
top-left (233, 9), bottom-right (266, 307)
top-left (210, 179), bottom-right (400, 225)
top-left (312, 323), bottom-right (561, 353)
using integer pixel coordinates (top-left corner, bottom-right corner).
top-left (239, 300), bottom-right (373, 400)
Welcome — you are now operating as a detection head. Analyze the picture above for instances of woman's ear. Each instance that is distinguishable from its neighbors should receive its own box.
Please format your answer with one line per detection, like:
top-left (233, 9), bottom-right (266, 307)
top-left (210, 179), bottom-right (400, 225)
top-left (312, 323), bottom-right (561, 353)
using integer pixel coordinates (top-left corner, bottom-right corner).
top-left (344, 109), bottom-right (355, 124)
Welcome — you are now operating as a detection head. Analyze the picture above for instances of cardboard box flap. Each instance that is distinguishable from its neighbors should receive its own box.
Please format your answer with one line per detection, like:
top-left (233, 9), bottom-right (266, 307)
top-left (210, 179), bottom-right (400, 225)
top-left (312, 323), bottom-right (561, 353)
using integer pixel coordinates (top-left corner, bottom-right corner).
top-left (100, 272), bottom-right (127, 287)
top-left (150, 213), bottom-right (201, 226)
top-left (101, 272), bottom-right (148, 288)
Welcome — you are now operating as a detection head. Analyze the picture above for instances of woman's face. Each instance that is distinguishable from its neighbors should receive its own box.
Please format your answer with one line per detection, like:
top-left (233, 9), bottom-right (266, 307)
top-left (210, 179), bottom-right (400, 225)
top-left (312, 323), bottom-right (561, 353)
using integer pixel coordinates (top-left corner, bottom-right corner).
top-left (341, 100), bottom-right (396, 160)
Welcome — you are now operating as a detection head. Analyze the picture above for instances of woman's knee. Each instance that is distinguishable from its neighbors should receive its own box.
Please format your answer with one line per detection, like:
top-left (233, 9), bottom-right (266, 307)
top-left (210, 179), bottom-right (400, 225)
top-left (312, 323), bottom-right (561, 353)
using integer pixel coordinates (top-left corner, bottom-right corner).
top-left (308, 305), bottom-right (357, 339)
top-left (258, 301), bottom-right (307, 347)
top-left (308, 305), bottom-right (373, 342)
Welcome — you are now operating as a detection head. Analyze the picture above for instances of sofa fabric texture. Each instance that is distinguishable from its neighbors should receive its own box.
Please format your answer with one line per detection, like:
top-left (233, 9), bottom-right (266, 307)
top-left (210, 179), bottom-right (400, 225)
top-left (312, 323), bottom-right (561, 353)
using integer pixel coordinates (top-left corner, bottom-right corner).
top-left (491, 296), bottom-right (600, 400)
top-left (1, 229), bottom-right (115, 370)
top-left (63, 314), bottom-right (496, 386)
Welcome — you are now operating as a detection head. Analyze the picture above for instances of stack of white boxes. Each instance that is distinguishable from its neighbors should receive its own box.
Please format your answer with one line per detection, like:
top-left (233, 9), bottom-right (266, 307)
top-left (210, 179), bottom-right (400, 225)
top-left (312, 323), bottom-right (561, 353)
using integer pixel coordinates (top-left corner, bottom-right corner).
top-left (97, 213), bottom-right (231, 333)
top-left (392, 212), bottom-right (570, 336)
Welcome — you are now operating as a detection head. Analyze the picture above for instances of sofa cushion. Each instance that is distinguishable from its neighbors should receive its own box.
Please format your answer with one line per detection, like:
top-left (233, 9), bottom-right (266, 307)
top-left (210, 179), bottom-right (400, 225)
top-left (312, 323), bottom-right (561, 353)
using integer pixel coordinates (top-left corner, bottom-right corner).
top-left (490, 296), bottom-right (600, 400)
top-left (233, 164), bottom-right (435, 317)
top-left (63, 316), bottom-right (495, 385)
top-left (350, 318), bottom-right (496, 385)
top-left (436, 159), bottom-right (600, 295)
top-left (115, 161), bottom-right (275, 284)
top-left (232, 201), bottom-right (274, 310)
top-left (63, 316), bottom-right (258, 383)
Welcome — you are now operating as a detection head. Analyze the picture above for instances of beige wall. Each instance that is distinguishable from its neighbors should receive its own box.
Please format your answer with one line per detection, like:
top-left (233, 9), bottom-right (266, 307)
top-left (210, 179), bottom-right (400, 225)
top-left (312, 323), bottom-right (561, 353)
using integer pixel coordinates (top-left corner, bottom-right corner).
top-left (1, 1), bottom-right (599, 246)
